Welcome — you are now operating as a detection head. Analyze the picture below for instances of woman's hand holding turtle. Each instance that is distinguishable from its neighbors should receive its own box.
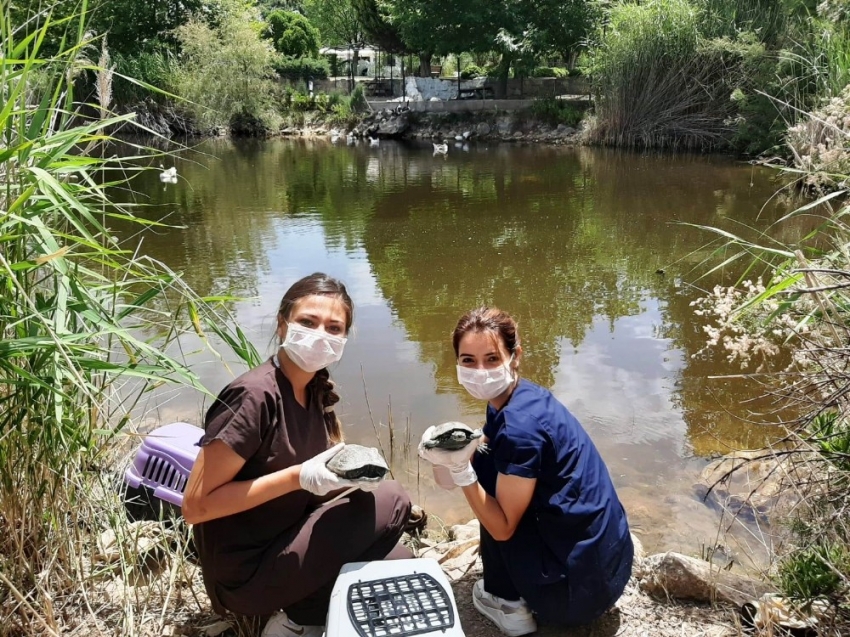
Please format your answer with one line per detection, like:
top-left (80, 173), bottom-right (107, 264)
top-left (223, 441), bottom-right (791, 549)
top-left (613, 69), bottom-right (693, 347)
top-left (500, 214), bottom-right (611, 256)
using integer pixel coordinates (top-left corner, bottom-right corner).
top-left (417, 425), bottom-right (479, 488)
top-left (299, 443), bottom-right (382, 496)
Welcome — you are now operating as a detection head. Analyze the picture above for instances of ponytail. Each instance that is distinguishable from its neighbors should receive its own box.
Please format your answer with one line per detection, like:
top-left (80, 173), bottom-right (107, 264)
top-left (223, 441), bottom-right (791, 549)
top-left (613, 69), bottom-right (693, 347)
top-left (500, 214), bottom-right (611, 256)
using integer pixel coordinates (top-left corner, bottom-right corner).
top-left (311, 367), bottom-right (342, 443)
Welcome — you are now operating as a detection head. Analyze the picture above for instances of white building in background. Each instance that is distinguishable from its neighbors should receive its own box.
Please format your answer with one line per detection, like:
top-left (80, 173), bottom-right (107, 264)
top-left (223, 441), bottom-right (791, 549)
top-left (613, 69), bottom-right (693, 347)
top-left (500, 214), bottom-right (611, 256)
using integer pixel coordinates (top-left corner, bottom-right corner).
top-left (319, 46), bottom-right (402, 79)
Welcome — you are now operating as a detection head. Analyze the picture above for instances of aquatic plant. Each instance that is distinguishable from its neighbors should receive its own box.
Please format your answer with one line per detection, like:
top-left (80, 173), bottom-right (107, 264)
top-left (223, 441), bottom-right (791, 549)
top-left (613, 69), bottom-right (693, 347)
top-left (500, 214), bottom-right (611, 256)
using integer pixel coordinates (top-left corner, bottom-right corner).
top-left (0, 4), bottom-right (259, 634)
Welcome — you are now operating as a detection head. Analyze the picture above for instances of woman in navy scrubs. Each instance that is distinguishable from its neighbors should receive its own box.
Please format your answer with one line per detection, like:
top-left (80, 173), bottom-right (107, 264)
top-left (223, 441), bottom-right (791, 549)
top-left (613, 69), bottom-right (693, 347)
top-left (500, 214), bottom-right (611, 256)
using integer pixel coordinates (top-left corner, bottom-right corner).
top-left (419, 307), bottom-right (633, 636)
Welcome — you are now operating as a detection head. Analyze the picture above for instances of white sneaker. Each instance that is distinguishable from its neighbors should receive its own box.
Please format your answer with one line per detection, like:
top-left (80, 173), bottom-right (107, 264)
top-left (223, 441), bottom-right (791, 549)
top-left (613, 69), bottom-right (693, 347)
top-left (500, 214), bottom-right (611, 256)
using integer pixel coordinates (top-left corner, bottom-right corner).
top-left (261, 611), bottom-right (325, 637)
top-left (472, 579), bottom-right (537, 637)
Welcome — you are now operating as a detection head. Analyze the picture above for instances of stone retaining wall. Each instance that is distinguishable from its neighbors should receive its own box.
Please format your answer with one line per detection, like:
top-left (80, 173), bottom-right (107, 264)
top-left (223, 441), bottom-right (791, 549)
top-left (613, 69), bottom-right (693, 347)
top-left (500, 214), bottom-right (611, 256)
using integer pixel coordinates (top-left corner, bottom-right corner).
top-left (369, 99), bottom-right (536, 113)
top-left (314, 76), bottom-right (590, 100)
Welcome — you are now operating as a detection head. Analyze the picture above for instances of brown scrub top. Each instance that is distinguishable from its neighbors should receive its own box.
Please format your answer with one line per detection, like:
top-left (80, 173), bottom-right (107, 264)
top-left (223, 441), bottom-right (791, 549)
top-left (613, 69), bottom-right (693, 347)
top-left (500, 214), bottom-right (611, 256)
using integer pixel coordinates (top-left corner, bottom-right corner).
top-left (193, 358), bottom-right (330, 615)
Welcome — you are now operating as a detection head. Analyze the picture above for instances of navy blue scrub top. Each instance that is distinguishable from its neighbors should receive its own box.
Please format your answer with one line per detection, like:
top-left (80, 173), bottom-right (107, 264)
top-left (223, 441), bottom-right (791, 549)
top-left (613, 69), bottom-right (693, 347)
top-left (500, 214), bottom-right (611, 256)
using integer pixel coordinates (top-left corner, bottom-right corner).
top-left (472, 378), bottom-right (631, 589)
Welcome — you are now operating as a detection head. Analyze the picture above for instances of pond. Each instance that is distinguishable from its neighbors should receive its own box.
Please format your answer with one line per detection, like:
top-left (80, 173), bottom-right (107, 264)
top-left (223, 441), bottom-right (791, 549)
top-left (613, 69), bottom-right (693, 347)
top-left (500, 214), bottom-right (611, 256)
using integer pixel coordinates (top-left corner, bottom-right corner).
top-left (121, 137), bottom-right (809, 561)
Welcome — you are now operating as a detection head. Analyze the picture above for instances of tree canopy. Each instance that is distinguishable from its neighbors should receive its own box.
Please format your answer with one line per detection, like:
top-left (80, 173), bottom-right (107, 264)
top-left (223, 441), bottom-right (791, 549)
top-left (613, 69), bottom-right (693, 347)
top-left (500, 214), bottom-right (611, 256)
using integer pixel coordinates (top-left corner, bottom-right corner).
top-left (352, 0), bottom-right (406, 53)
top-left (264, 9), bottom-right (320, 57)
top-left (304, 0), bottom-right (365, 49)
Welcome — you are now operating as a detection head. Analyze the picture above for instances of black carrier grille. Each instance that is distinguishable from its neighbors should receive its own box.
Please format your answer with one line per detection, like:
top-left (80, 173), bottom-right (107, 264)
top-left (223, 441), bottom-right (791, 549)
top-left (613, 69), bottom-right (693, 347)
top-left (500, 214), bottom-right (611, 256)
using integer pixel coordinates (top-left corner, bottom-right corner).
top-left (141, 455), bottom-right (187, 493)
top-left (347, 573), bottom-right (454, 637)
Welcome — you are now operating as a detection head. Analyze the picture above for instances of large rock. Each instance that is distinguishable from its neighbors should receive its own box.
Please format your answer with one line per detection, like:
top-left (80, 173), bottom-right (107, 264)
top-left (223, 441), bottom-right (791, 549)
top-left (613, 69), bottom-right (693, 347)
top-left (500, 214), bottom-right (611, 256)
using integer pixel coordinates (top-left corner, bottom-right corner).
top-left (475, 122), bottom-right (491, 136)
top-left (694, 449), bottom-right (819, 524)
top-left (417, 519), bottom-right (481, 582)
top-left (496, 116), bottom-right (513, 135)
top-left (640, 551), bottom-right (776, 607)
top-left (377, 115), bottom-right (410, 137)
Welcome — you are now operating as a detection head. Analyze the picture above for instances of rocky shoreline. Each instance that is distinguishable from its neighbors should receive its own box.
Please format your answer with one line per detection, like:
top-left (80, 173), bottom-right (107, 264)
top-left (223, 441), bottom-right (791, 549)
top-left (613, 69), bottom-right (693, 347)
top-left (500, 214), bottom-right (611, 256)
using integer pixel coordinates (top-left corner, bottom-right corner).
top-left (283, 109), bottom-right (584, 146)
top-left (122, 98), bottom-right (584, 146)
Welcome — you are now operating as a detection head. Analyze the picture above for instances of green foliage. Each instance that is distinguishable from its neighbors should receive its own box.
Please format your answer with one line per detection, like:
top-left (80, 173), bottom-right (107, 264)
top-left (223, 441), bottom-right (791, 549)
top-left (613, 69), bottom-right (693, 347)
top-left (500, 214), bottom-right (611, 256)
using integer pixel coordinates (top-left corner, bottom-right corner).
top-left (349, 83), bottom-right (368, 111)
top-left (806, 411), bottom-right (850, 473)
top-left (461, 64), bottom-right (485, 79)
top-left (111, 49), bottom-right (176, 103)
top-left (0, 5), bottom-right (259, 631)
top-left (173, 5), bottom-right (280, 130)
top-left (586, 0), bottom-right (767, 150)
top-left (90, 0), bottom-right (211, 56)
top-left (378, 0), bottom-right (504, 56)
top-left (264, 9), bottom-right (320, 57)
top-left (304, 0), bottom-right (364, 48)
top-left (257, 0), bottom-right (306, 15)
top-left (531, 66), bottom-right (569, 78)
top-left (274, 53), bottom-right (330, 80)
top-left (778, 542), bottom-right (850, 601)
top-left (696, 0), bottom-right (789, 45)
top-left (352, 0), bottom-right (406, 53)
top-left (530, 97), bottom-right (584, 126)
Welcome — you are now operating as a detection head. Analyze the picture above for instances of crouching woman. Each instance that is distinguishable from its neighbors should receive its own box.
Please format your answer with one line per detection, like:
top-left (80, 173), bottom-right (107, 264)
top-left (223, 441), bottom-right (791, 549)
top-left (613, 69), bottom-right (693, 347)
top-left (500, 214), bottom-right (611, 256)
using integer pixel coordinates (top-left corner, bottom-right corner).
top-left (420, 306), bottom-right (633, 636)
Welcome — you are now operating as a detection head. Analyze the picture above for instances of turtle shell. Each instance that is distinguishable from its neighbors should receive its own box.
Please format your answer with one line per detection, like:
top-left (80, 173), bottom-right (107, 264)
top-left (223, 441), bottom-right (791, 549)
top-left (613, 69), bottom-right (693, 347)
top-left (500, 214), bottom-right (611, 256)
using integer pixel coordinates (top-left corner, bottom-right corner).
top-left (422, 422), bottom-right (483, 451)
top-left (326, 444), bottom-right (389, 481)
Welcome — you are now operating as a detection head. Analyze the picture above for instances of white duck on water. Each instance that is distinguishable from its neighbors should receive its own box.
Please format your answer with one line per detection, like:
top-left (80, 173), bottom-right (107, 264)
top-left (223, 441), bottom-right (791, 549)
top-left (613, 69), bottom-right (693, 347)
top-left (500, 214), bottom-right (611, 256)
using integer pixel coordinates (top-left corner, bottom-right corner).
top-left (159, 165), bottom-right (178, 183)
top-left (432, 142), bottom-right (448, 155)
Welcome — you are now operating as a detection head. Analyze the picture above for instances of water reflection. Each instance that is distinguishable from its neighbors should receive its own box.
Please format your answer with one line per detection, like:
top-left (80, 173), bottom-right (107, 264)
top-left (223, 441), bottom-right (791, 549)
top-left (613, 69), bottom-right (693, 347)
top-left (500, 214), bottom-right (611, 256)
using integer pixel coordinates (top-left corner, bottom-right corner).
top-left (113, 138), bottom-right (815, 557)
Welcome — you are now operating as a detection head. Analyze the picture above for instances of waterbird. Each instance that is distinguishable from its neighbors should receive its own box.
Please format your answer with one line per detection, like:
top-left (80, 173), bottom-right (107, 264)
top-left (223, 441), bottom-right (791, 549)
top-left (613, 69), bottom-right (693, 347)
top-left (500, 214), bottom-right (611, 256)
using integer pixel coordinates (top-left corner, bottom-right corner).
top-left (432, 142), bottom-right (448, 155)
top-left (369, 136), bottom-right (380, 147)
top-left (159, 165), bottom-right (177, 180)
top-left (455, 135), bottom-right (464, 141)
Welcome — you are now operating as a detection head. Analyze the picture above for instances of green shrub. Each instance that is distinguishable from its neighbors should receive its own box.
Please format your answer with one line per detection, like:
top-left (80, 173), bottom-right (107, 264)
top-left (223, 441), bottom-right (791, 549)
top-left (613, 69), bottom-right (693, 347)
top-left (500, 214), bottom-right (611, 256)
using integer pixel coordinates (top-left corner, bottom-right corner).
top-left (173, 7), bottom-right (279, 130)
top-left (778, 542), bottom-right (850, 602)
top-left (530, 98), bottom-right (584, 127)
top-left (264, 9), bottom-right (320, 57)
top-left (112, 48), bottom-right (175, 104)
top-left (349, 83), bottom-right (368, 112)
top-left (531, 66), bottom-right (569, 78)
top-left (1, 5), bottom-right (260, 631)
top-left (585, 0), bottom-right (744, 150)
top-left (461, 64), bottom-right (485, 79)
top-left (806, 411), bottom-right (850, 473)
top-left (274, 54), bottom-right (330, 81)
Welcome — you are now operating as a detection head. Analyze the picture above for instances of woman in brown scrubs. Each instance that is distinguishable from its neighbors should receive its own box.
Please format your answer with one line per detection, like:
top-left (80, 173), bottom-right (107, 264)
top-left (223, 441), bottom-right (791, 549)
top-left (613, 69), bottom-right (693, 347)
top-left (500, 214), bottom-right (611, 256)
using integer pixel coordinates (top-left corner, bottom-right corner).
top-left (182, 273), bottom-right (412, 637)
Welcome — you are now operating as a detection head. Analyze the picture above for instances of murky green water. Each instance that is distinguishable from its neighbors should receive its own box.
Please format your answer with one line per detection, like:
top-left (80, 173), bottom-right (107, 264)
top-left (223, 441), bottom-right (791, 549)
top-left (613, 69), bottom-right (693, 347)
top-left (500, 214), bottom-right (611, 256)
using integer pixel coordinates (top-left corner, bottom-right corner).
top-left (119, 137), bottom-right (811, 560)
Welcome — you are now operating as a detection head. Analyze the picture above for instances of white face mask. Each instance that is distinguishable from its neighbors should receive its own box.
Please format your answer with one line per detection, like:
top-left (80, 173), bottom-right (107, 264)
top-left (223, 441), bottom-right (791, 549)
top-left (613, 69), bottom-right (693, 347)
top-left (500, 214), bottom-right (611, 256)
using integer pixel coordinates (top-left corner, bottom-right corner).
top-left (280, 323), bottom-right (347, 373)
top-left (456, 356), bottom-right (515, 401)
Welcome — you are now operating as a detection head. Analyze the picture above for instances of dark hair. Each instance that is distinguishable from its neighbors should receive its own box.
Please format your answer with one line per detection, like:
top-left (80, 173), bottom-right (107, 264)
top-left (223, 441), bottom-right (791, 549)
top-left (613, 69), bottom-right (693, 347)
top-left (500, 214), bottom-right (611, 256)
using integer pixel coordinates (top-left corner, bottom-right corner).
top-left (278, 272), bottom-right (353, 443)
top-left (452, 306), bottom-right (520, 358)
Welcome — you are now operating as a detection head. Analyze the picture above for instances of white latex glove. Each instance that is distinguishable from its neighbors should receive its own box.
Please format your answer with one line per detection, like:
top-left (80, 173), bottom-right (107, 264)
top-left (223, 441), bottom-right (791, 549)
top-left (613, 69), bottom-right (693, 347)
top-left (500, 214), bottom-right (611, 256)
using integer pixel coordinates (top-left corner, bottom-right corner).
top-left (299, 444), bottom-right (386, 496)
top-left (418, 425), bottom-right (479, 487)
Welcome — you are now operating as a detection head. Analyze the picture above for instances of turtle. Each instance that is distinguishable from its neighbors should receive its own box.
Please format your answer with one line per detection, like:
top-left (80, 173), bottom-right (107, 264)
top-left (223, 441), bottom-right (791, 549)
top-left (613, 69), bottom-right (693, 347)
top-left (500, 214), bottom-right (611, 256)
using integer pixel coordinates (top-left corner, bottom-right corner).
top-left (326, 444), bottom-right (389, 481)
top-left (421, 422), bottom-right (483, 451)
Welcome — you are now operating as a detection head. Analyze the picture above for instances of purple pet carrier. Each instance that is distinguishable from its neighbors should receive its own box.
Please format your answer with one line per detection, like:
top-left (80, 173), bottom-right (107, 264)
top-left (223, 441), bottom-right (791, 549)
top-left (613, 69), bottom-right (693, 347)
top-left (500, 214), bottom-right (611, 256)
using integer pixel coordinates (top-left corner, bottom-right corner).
top-left (123, 421), bottom-right (203, 520)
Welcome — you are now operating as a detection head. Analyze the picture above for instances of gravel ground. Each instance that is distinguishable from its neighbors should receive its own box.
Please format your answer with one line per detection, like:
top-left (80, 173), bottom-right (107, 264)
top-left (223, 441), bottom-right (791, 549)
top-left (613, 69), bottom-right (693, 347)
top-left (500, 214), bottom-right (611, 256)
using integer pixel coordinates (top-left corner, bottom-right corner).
top-left (450, 566), bottom-right (742, 637)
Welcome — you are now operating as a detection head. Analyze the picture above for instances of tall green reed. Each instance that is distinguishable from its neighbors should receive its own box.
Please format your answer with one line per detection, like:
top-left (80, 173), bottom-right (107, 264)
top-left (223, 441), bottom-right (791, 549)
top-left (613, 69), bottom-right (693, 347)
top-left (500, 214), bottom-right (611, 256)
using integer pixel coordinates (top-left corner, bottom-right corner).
top-left (0, 5), bottom-right (259, 634)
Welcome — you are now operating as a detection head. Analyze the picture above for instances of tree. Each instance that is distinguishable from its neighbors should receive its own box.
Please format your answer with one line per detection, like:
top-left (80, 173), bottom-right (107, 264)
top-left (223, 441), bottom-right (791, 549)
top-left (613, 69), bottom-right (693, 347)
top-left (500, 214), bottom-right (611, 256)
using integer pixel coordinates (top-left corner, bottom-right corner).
top-left (256, 0), bottom-right (306, 16)
top-left (265, 9), bottom-right (320, 57)
top-left (173, 4), bottom-right (279, 129)
top-left (91, 0), bottom-right (209, 55)
top-left (352, 0), bottom-right (406, 53)
top-left (304, 0), bottom-right (365, 80)
top-left (378, 0), bottom-right (505, 76)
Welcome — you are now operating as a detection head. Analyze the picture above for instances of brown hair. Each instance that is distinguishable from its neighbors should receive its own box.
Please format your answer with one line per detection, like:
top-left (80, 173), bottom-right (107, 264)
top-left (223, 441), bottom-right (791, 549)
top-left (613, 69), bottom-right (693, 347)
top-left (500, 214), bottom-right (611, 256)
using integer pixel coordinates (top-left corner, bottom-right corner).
top-left (277, 272), bottom-right (353, 443)
top-left (452, 306), bottom-right (520, 358)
